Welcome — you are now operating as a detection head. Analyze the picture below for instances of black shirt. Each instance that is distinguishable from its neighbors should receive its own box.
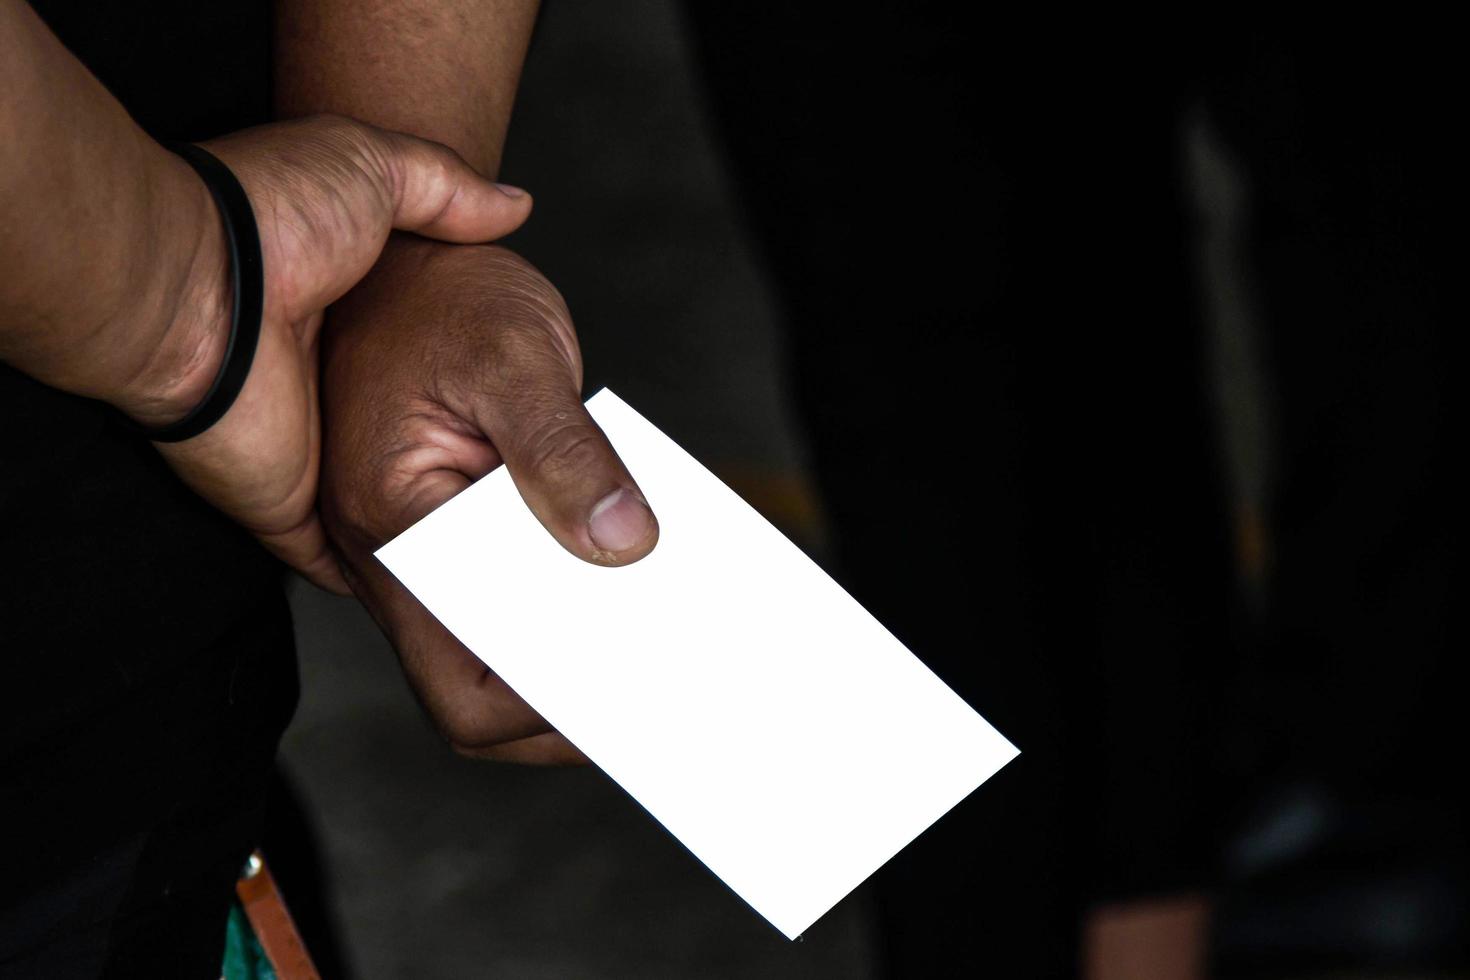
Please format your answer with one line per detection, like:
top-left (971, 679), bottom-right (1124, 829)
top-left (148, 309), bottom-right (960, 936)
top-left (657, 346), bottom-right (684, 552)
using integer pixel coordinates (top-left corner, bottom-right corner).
top-left (2, 0), bottom-right (278, 757)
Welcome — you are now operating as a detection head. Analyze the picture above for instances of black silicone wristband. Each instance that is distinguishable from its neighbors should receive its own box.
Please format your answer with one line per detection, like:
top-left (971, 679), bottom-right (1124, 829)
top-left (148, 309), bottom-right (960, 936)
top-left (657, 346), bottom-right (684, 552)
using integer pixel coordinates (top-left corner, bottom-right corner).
top-left (130, 143), bottom-right (264, 443)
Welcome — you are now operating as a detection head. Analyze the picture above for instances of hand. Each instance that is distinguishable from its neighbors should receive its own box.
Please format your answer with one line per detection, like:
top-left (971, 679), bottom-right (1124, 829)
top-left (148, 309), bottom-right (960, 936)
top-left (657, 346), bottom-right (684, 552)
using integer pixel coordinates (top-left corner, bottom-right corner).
top-left (320, 237), bottom-right (659, 764)
top-left (124, 115), bottom-right (533, 591)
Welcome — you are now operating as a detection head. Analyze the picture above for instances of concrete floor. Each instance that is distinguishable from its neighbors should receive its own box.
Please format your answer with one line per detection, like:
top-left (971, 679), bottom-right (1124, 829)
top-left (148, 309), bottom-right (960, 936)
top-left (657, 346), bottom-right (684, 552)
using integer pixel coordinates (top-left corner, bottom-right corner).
top-left (280, 3), bottom-right (873, 976)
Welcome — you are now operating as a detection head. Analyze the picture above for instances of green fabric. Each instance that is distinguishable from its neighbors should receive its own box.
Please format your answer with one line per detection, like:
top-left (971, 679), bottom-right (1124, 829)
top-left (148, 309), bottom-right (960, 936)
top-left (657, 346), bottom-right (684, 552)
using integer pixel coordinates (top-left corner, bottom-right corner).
top-left (221, 902), bottom-right (278, 980)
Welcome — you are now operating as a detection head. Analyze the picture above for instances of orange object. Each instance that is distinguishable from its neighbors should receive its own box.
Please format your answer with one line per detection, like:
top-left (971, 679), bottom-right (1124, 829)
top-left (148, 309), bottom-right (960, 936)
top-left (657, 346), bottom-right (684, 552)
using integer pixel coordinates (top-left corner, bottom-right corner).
top-left (235, 850), bottom-right (321, 980)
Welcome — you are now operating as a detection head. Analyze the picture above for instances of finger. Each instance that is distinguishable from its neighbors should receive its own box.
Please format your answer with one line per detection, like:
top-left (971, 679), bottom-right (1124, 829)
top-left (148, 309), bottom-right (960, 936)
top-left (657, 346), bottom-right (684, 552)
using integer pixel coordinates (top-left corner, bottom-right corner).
top-left (458, 732), bottom-right (590, 766)
top-left (339, 464), bottom-right (555, 748)
top-left (472, 374), bottom-right (659, 567)
top-left (350, 549), bottom-right (557, 747)
top-left (375, 130), bottom-right (532, 242)
top-left (259, 511), bottom-right (352, 595)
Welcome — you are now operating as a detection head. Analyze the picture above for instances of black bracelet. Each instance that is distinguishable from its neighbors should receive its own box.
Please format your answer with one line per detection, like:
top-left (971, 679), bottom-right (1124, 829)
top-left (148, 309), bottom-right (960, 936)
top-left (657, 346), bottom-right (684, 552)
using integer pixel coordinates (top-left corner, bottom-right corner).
top-left (129, 143), bottom-right (264, 443)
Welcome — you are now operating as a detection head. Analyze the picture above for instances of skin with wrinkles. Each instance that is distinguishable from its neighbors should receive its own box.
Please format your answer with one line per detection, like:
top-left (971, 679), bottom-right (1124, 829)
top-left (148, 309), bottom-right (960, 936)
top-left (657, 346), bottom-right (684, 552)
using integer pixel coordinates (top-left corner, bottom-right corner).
top-left (0, 0), bottom-right (533, 594)
top-left (321, 238), bottom-right (658, 764)
top-left (279, 0), bottom-right (661, 765)
top-left (152, 118), bottom-right (534, 592)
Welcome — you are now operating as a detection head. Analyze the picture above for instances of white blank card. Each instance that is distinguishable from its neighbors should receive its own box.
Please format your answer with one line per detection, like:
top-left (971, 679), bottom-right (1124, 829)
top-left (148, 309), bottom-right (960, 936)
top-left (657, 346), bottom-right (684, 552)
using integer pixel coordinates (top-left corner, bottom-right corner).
top-left (376, 389), bottom-right (1018, 939)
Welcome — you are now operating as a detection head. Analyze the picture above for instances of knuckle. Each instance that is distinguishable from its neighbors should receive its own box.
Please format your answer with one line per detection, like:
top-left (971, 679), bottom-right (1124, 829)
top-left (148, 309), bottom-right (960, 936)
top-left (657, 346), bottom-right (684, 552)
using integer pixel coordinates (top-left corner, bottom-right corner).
top-left (520, 419), bottom-right (604, 482)
top-left (447, 736), bottom-right (490, 760)
top-left (423, 147), bottom-right (458, 202)
top-left (486, 317), bottom-right (558, 370)
top-left (440, 711), bottom-right (510, 759)
top-left (435, 702), bottom-right (484, 751)
top-left (483, 267), bottom-right (581, 375)
top-left (444, 728), bottom-right (480, 756)
top-left (505, 259), bottom-right (570, 320)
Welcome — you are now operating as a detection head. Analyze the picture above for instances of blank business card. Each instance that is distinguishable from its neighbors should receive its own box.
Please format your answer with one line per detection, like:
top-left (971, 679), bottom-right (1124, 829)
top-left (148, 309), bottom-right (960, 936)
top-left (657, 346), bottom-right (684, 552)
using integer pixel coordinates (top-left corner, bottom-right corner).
top-left (376, 389), bottom-right (1018, 939)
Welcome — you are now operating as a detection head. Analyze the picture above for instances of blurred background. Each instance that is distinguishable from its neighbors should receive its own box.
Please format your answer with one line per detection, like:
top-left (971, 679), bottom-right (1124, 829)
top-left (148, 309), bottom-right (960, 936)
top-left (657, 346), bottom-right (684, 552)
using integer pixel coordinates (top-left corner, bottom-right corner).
top-left (275, 3), bottom-right (1461, 978)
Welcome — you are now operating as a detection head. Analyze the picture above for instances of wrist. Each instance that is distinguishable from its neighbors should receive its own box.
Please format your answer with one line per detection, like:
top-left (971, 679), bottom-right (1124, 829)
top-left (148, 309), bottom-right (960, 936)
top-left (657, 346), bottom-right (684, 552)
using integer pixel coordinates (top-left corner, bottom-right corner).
top-left (107, 141), bottom-right (231, 427)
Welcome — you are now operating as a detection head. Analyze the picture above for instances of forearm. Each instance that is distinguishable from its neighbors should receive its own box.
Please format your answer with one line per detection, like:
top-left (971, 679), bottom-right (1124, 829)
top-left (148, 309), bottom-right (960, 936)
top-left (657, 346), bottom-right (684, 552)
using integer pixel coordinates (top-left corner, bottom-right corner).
top-left (0, 0), bottom-right (223, 420)
top-left (275, 0), bottom-right (540, 176)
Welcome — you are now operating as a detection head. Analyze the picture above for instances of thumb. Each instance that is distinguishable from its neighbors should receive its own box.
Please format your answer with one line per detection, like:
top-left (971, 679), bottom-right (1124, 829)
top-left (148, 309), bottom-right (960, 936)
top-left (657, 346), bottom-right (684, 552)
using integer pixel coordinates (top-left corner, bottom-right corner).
top-left (473, 377), bottom-right (659, 567)
top-left (374, 130), bottom-right (532, 242)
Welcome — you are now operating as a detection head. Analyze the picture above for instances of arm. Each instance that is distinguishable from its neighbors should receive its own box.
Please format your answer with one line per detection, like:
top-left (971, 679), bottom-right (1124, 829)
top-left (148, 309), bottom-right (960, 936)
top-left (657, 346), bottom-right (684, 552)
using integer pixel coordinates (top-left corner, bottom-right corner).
top-left (276, 0), bottom-right (659, 763)
top-left (275, 0), bottom-right (537, 174)
top-left (0, 0), bottom-right (222, 421)
top-left (1, 0), bottom-right (531, 590)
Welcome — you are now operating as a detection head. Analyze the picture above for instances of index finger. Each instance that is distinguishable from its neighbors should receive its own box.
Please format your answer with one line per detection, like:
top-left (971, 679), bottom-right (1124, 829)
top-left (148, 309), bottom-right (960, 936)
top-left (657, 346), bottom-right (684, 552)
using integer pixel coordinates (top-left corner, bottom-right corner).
top-left (349, 536), bottom-right (559, 751)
